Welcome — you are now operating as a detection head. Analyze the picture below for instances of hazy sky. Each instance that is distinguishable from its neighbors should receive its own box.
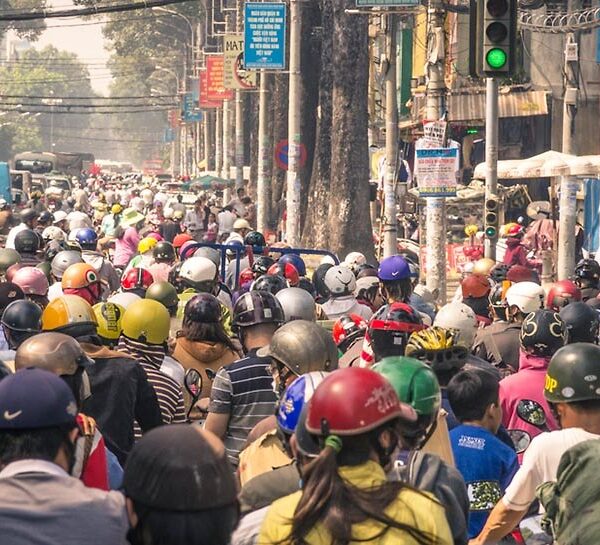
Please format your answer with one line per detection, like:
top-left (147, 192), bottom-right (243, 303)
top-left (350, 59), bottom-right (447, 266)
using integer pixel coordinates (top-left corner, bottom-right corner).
top-left (35, 0), bottom-right (112, 95)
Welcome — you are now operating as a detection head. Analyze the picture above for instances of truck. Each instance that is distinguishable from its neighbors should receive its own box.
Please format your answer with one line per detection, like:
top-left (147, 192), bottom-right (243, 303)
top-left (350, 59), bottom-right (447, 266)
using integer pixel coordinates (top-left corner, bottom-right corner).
top-left (12, 151), bottom-right (95, 177)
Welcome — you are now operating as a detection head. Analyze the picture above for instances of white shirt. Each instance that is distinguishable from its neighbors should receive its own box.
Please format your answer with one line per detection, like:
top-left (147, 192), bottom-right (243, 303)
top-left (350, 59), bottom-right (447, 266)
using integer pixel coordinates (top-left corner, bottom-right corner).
top-left (321, 296), bottom-right (373, 321)
top-left (0, 459), bottom-right (69, 479)
top-left (502, 427), bottom-right (600, 511)
top-left (218, 210), bottom-right (236, 234)
top-left (48, 282), bottom-right (63, 302)
top-left (5, 223), bottom-right (28, 249)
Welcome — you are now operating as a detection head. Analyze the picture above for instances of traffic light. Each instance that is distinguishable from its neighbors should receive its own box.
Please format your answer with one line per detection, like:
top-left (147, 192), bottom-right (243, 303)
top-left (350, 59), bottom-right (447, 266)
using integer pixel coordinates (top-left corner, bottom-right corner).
top-left (470, 0), bottom-right (518, 78)
top-left (484, 195), bottom-right (499, 239)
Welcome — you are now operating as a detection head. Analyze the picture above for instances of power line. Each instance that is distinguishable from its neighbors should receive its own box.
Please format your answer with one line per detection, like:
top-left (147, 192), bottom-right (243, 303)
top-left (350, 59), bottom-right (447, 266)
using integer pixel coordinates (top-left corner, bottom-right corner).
top-left (0, 107), bottom-right (173, 114)
top-left (0, 94), bottom-right (177, 100)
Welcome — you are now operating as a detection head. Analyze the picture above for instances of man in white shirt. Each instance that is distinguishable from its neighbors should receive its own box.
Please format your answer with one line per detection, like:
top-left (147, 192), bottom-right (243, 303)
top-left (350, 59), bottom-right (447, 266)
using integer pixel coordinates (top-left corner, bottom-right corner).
top-left (472, 342), bottom-right (600, 544)
top-left (5, 208), bottom-right (37, 249)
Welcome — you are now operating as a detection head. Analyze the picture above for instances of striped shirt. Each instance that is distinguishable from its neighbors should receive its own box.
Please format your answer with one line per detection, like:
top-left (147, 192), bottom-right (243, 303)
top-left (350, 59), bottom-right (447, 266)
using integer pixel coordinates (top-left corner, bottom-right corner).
top-left (208, 350), bottom-right (277, 467)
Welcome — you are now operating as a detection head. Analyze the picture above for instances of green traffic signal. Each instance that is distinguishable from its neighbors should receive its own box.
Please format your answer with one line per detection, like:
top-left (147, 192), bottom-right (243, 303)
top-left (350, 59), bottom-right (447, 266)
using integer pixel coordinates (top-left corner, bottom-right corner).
top-left (485, 226), bottom-right (498, 238)
top-left (486, 48), bottom-right (507, 69)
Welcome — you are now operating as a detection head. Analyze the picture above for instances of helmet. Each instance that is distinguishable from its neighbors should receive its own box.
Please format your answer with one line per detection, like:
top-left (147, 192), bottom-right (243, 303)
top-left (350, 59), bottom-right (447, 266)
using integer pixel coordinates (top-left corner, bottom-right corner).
top-left (51, 251), bottom-right (84, 280)
top-left (252, 256), bottom-right (276, 276)
top-left (184, 293), bottom-right (222, 324)
top-left (297, 277), bottom-right (317, 298)
top-left (37, 210), bottom-right (53, 224)
top-left (472, 257), bottom-right (496, 276)
top-left (233, 218), bottom-right (251, 231)
top-left (163, 208), bottom-right (174, 220)
top-left (93, 302), bottom-right (125, 341)
top-left (461, 274), bottom-right (490, 298)
top-left (74, 228), bottom-right (98, 250)
top-left (111, 203), bottom-right (123, 215)
top-left (368, 302), bottom-right (426, 361)
top-left (258, 320), bottom-right (338, 375)
top-left (42, 295), bottom-right (97, 331)
top-left (20, 208), bottom-right (37, 223)
top-left (179, 257), bottom-right (217, 291)
top-left (52, 210), bottom-right (68, 224)
top-left (433, 303), bottom-right (478, 348)
top-left (332, 314), bottom-right (368, 352)
top-left (14, 229), bottom-right (40, 254)
top-left (15, 332), bottom-right (92, 375)
top-left (575, 259), bottom-right (600, 282)
top-left (488, 284), bottom-right (508, 321)
top-left (374, 356), bottom-right (441, 445)
top-left (546, 280), bottom-right (582, 311)
top-left (251, 274), bottom-right (287, 295)
top-left (313, 263), bottom-right (333, 300)
top-left (504, 281), bottom-right (545, 314)
top-left (121, 267), bottom-right (154, 292)
top-left (121, 299), bottom-right (170, 345)
top-left (0, 248), bottom-right (21, 273)
top-left (343, 252), bottom-right (367, 274)
top-left (108, 291), bottom-right (141, 309)
top-left (520, 309), bottom-right (567, 357)
top-left (12, 266), bottom-right (49, 296)
top-left (305, 367), bottom-right (416, 436)
top-left (153, 241), bottom-right (176, 263)
top-left (232, 290), bottom-right (285, 329)
top-left (61, 263), bottom-right (100, 290)
top-left (277, 371), bottom-right (329, 434)
top-left (507, 265), bottom-right (537, 283)
top-left (173, 210), bottom-right (184, 220)
top-left (278, 254), bottom-right (306, 277)
top-left (145, 281), bottom-right (179, 310)
top-left (2, 300), bottom-right (42, 333)
top-left (559, 302), bottom-right (600, 344)
top-left (378, 255), bottom-right (410, 281)
top-left (193, 246), bottom-right (221, 267)
top-left (267, 262), bottom-right (300, 287)
top-left (356, 263), bottom-right (378, 279)
top-left (489, 263), bottom-right (510, 284)
top-left (238, 268), bottom-right (255, 287)
top-left (544, 343), bottom-right (600, 403)
top-left (275, 287), bottom-right (316, 322)
top-left (324, 265), bottom-right (356, 296)
top-left (173, 233), bottom-right (193, 249)
top-left (244, 231), bottom-right (266, 247)
top-left (405, 327), bottom-right (468, 372)
top-left (41, 226), bottom-right (66, 242)
top-left (0, 282), bottom-right (24, 311)
top-left (137, 237), bottom-right (157, 255)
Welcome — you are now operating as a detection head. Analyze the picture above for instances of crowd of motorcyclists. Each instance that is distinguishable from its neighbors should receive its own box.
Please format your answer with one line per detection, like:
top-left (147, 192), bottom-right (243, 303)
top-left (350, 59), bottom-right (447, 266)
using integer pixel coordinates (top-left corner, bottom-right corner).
top-left (0, 174), bottom-right (598, 545)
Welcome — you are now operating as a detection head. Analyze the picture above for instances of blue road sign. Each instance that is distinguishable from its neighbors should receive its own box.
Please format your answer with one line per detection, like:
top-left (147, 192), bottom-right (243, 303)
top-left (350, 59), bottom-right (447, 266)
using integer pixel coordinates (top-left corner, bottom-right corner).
top-left (244, 2), bottom-right (286, 70)
top-left (183, 93), bottom-right (202, 122)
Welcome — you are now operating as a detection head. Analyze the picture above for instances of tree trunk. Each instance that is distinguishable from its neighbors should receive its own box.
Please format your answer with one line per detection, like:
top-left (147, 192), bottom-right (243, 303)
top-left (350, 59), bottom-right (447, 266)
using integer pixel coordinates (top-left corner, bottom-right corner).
top-left (270, 73), bottom-right (288, 232)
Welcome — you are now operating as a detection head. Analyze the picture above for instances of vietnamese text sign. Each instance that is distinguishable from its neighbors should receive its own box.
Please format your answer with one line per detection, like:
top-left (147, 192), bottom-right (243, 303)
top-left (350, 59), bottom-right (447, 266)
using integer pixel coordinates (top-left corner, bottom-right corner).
top-left (206, 55), bottom-right (234, 101)
top-left (414, 148), bottom-right (459, 198)
top-left (199, 69), bottom-right (222, 108)
top-left (244, 3), bottom-right (286, 70)
top-left (224, 34), bottom-right (257, 89)
top-left (356, 0), bottom-right (419, 7)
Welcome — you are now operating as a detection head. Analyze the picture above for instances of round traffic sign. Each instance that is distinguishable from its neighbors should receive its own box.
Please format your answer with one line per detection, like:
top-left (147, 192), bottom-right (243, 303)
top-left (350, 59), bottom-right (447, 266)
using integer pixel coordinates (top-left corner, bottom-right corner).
top-left (274, 140), bottom-right (307, 171)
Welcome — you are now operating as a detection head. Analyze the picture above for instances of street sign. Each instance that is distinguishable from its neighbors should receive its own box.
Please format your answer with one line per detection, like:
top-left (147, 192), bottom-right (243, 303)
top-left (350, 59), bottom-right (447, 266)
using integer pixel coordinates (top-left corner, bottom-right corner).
top-left (355, 0), bottom-right (419, 8)
top-left (224, 34), bottom-right (257, 89)
top-left (199, 69), bottom-right (222, 109)
top-left (244, 3), bottom-right (286, 70)
top-left (183, 93), bottom-right (202, 122)
top-left (274, 140), bottom-right (307, 170)
top-left (414, 147), bottom-right (460, 198)
top-left (206, 55), bottom-right (234, 101)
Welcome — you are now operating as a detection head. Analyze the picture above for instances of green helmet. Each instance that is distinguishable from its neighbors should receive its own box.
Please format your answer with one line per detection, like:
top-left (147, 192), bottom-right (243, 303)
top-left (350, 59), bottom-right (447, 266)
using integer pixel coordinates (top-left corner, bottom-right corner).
top-left (545, 343), bottom-right (600, 404)
top-left (373, 356), bottom-right (441, 448)
top-left (145, 281), bottom-right (179, 312)
top-left (0, 248), bottom-right (21, 274)
top-left (36, 261), bottom-right (53, 284)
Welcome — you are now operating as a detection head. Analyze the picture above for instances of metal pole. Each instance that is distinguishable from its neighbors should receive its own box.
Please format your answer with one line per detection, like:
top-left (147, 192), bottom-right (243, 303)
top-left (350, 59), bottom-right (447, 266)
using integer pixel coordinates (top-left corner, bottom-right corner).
top-left (383, 14), bottom-right (398, 258)
top-left (215, 108), bottom-right (222, 175)
top-left (235, 90), bottom-right (244, 189)
top-left (424, 1), bottom-right (447, 302)
top-left (484, 77), bottom-right (499, 260)
top-left (203, 111), bottom-right (211, 172)
top-left (285, 0), bottom-right (302, 245)
top-left (222, 100), bottom-right (231, 203)
top-left (257, 71), bottom-right (271, 233)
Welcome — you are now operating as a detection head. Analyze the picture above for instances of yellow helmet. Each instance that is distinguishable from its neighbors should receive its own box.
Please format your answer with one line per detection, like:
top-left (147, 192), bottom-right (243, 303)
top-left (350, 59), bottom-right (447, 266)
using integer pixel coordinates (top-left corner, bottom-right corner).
top-left (93, 302), bottom-right (125, 341)
top-left (121, 299), bottom-right (170, 345)
top-left (111, 204), bottom-right (123, 215)
top-left (220, 302), bottom-right (233, 337)
top-left (42, 294), bottom-right (97, 331)
top-left (405, 326), bottom-right (468, 372)
top-left (138, 237), bottom-right (157, 255)
top-left (472, 257), bottom-right (496, 276)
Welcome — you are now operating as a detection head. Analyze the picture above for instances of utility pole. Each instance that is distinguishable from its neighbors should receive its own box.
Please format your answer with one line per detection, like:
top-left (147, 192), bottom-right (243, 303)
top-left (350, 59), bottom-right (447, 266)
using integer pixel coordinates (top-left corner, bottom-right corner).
top-left (215, 107), bottom-right (222, 175)
top-left (557, 0), bottom-right (579, 280)
top-left (203, 111), bottom-right (211, 172)
top-left (285, 0), bottom-right (301, 245)
top-left (234, 0), bottom-right (245, 190)
top-left (257, 71), bottom-right (271, 233)
top-left (382, 14), bottom-right (398, 258)
top-left (222, 100), bottom-right (231, 202)
top-left (484, 76), bottom-right (499, 260)
top-left (424, 0), bottom-right (447, 302)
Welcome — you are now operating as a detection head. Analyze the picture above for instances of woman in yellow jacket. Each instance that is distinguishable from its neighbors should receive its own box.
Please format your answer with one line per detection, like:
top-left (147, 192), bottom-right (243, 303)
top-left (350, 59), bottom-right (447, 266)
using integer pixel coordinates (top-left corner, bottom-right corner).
top-left (258, 367), bottom-right (453, 545)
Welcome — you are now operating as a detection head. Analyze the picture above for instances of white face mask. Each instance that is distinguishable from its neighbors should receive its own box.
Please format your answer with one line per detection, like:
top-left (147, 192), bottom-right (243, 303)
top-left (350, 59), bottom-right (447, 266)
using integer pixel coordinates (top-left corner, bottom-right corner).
top-left (271, 378), bottom-right (279, 396)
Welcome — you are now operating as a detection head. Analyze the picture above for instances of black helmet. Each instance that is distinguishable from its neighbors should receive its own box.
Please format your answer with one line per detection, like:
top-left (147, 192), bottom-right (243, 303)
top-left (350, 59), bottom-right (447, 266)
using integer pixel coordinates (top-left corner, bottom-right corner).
top-left (297, 277), bottom-right (316, 298)
top-left (356, 263), bottom-right (378, 279)
top-left (14, 229), bottom-right (41, 254)
top-left (184, 293), bottom-right (222, 324)
top-left (244, 231), bottom-right (266, 247)
top-left (1, 299), bottom-right (42, 333)
top-left (233, 290), bottom-right (284, 329)
top-left (167, 262), bottom-right (185, 292)
top-left (575, 259), bottom-right (600, 283)
top-left (153, 241), bottom-right (176, 263)
top-left (0, 282), bottom-right (25, 312)
top-left (38, 211), bottom-right (53, 224)
top-left (488, 284), bottom-right (508, 321)
top-left (312, 263), bottom-right (333, 300)
top-left (489, 263), bottom-right (510, 284)
top-left (520, 310), bottom-right (568, 358)
top-left (252, 256), bottom-right (275, 276)
top-left (559, 302), bottom-right (600, 344)
top-left (251, 274), bottom-right (286, 295)
top-left (19, 208), bottom-right (37, 223)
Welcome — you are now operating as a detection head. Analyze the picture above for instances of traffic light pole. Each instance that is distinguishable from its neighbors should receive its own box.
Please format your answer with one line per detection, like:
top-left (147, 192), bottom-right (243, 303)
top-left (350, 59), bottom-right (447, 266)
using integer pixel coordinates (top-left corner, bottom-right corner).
top-left (484, 76), bottom-right (499, 260)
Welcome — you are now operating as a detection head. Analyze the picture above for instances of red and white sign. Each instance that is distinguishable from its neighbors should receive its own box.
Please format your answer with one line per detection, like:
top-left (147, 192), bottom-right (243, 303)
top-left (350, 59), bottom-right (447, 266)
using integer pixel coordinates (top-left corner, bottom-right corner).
top-left (205, 56), bottom-right (233, 102)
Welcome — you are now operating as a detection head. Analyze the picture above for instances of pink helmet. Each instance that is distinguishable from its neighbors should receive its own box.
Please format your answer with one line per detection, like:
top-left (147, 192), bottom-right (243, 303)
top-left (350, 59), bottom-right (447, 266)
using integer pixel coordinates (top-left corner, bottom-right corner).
top-left (179, 240), bottom-right (196, 258)
top-left (146, 231), bottom-right (163, 243)
top-left (12, 266), bottom-right (50, 296)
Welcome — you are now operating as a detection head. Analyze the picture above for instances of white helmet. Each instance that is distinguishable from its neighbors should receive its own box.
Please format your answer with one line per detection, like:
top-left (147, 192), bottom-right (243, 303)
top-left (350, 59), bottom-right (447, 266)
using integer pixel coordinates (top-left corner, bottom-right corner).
top-left (320, 255), bottom-right (336, 266)
top-left (108, 291), bottom-right (141, 309)
top-left (42, 226), bottom-right (66, 242)
top-left (324, 265), bottom-right (356, 296)
top-left (141, 188), bottom-right (154, 204)
top-left (505, 282), bottom-right (545, 314)
top-left (194, 246), bottom-right (221, 267)
top-left (343, 251), bottom-right (366, 273)
top-left (434, 302), bottom-right (478, 348)
top-left (276, 287), bottom-right (316, 322)
top-left (179, 256), bottom-right (217, 286)
top-left (52, 210), bottom-right (68, 224)
top-left (163, 208), bottom-right (174, 219)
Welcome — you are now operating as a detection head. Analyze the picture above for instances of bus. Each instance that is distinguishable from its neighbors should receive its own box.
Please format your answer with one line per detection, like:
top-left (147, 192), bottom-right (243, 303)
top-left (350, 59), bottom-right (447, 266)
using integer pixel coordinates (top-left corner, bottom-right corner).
top-left (13, 151), bottom-right (95, 177)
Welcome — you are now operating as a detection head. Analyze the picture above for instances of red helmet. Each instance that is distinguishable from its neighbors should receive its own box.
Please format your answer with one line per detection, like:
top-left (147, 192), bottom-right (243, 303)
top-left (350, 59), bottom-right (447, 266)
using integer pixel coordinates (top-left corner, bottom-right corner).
top-left (507, 224), bottom-right (523, 236)
top-left (121, 267), bottom-right (154, 292)
top-left (267, 262), bottom-right (300, 287)
top-left (461, 274), bottom-right (490, 298)
top-left (238, 267), bottom-right (254, 287)
top-left (546, 279), bottom-right (581, 311)
top-left (332, 314), bottom-right (367, 352)
top-left (306, 367), bottom-right (416, 436)
top-left (173, 233), bottom-right (193, 249)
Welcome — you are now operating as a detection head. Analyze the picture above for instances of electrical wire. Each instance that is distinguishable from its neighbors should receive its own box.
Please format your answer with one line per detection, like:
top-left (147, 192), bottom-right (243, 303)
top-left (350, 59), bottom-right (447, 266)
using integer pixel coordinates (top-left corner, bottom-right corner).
top-left (0, 94), bottom-right (177, 99)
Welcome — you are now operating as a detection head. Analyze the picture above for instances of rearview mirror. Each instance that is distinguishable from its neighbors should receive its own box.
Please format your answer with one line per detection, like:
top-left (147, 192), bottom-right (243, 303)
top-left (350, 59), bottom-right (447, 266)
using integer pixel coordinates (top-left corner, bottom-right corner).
top-left (508, 429), bottom-right (531, 454)
top-left (517, 399), bottom-right (547, 428)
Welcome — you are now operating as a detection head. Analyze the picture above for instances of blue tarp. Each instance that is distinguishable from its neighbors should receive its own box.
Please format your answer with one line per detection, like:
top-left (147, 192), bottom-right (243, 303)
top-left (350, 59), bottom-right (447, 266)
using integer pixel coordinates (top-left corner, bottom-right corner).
top-left (584, 178), bottom-right (600, 252)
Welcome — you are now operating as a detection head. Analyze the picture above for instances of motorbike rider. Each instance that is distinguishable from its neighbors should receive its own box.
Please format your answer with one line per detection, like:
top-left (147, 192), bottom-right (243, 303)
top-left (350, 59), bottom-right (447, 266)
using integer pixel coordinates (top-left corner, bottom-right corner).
top-left (61, 262), bottom-right (103, 306)
top-left (559, 301), bottom-right (600, 344)
top-left (546, 279), bottom-right (582, 311)
top-left (148, 241), bottom-right (176, 283)
top-left (14, 229), bottom-right (42, 267)
top-left (76, 227), bottom-right (120, 295)
top-left (6, 208), bottom-right (37, 250)
top-left (460, 274), bottom-right (491, 325)
top-left (321, 264), bottom-right (372, 320)
top-left (332, 313), bottom-right (368, 367)
top-left (12, 266), bottom-right (50, 309)
top-left (48, 250), bottom-right (84, 301)
top-left (573, 258), bottom-right (600, 301)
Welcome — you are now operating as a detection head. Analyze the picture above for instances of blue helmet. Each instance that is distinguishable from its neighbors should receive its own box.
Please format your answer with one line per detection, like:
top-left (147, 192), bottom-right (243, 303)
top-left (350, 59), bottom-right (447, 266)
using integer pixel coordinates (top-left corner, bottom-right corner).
top-left (74, 228), bottom-right (98, 250)
top-left (378, 255), bottom-right (411, 282)
top-left (279, 253), bottom-right (306, 277)
top-left (276, 371), bottom-right (329, 434)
